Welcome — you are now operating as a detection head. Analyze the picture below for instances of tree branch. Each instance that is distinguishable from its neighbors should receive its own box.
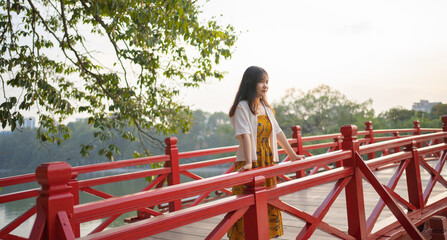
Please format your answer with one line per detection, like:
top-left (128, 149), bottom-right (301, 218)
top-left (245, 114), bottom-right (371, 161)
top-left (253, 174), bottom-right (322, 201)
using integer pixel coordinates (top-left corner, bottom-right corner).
top-left (79, 0), bottom-right (130, 88)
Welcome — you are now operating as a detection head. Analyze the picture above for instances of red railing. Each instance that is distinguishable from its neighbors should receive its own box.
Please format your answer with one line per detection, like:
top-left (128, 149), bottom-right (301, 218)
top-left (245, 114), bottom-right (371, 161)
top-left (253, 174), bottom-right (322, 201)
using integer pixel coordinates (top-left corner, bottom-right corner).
top-left (0, 119), bottom-right (445, 239)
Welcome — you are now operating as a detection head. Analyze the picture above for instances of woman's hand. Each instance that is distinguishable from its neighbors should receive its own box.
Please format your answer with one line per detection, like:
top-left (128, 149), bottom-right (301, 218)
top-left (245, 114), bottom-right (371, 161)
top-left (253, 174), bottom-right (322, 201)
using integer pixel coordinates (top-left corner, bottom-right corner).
top-left (291, 153), bottom-right (305, 161)
top-left (238, 162), bottom-right (253, 172)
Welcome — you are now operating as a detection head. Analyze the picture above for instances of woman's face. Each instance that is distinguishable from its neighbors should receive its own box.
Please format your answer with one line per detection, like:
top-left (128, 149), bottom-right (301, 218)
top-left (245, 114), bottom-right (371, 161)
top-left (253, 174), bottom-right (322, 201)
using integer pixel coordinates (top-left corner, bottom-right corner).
top-left (256, 74), bottom-right (269, 99)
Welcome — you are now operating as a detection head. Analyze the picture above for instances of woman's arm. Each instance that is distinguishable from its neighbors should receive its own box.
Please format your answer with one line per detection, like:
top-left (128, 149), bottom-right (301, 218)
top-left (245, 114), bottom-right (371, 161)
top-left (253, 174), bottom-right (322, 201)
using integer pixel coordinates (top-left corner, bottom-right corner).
top-left (276, 131), bottom-right (304, 161)
top-left (238, 133), bottom-right (253, 172)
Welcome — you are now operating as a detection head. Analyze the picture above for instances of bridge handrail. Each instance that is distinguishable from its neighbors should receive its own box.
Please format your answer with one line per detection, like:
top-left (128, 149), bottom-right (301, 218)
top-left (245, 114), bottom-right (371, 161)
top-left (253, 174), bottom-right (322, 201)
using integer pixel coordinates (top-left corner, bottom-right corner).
top-left (0, 121), bottom-right (441, 207)
top-left (0, 121), bottom-right (440, 189)
top-left (73, 150), bottom-right (352, 223)
top-left (1, 119), bottom-right (445, 239)
top-left (69, 123), bottom-right (446, 239)
top-left (359, 131), bottom-right (447, 155)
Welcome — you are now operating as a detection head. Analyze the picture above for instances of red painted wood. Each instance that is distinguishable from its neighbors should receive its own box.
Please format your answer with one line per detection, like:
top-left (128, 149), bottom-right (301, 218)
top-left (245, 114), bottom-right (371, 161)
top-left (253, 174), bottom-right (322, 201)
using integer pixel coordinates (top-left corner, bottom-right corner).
top-left (72, 155), bottom-right (169, 175)
top-left (302, 133), bottom-right (341, 142)
top-left (3, 119), bottom-right (447, 239)
top-left (424, 151), bottom-right (447, 204)
top-left (333, 136), bottom-right (343, 168)
top-left (56, 211), bottom-right (76, 240)
top-left (341, 125), bottom-right (368, 239)
top-left (2, 234), bottom-right (28, 240)
top-left (178, 145), bottom-right (239, 159)
top-left (292, 125), bottom-right (305, 178)
top-left (356, 153), bottom-right (425, 239)
top-left (29, 207), bottom-right (46, 240)
top-left (269, 167), bottom-right (353, 200)
top-left (443, 115), bottom-right (447, 143)
top-left (205, 207), bottom-right (248, 240)
top-left (302, 142), bottom-right (338, 151)
top-left (165, 137), bottom-right (181, 212)
top-left (189, 191), bottom-right (212, 207)
top-left (140, 174), bottom-right (168, 191)
top-left (33, 162), bottom-right (75, 240)
top-left (81, 187), bottom-right (115, 199)
top-left (243, 176), bottom-right (269, 240)
top-left (0, 206), bottom-right (36, 238)
top-left (179, 156), bottom-right (235, 171)
top-left (367, 160), bottom-right (410, 233)
top-left (405, 142), bottom-right (424, 209)
top-left (297, 177), bottom-right (351, 239)
top-left (382, 185), bottom-right (417, 211)
top-left (89, 214), bottom-right (119, 234)
top-left (269, 199), bottom-right (356, 240)
top-left (0, 173), bottom-right (35, 187)
top-left (0, 189), bottom-right (39, 204)
top-left (78, 195), bottom-right (253, 240)
top-left (181, 170), bottom-right (203, 180)
top-left (77, 167), bottom-right (170, 188)
top-left (68, 173), bottom-right (80, 237)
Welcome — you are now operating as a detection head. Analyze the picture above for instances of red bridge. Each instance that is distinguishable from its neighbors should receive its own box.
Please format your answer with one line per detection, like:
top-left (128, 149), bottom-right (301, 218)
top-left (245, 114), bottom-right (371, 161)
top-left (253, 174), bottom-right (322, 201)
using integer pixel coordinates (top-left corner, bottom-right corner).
top-left (1, 117), bottom-right (447, 239)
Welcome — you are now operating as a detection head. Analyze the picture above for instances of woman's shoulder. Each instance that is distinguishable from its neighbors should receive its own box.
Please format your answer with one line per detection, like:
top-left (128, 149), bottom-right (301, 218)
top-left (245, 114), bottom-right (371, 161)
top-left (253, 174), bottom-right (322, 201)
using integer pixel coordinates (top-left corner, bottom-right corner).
top-left (237, 100), bottom-right (249, 109)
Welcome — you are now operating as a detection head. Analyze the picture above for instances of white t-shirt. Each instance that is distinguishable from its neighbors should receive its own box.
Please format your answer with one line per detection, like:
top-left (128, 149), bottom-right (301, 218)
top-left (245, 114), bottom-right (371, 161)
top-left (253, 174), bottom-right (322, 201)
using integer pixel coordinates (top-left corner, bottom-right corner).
top-left (230, 100), bottom-right (283, 162)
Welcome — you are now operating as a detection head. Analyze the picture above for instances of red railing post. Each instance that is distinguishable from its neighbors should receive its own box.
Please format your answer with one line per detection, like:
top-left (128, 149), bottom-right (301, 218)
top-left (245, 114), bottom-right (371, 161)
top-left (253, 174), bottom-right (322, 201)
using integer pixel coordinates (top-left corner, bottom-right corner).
top-left (405, 141), bottom-right (424, 209)
top-left (393, 132), bottom-right (401, 153)
top-left (341, 125), bottom-right (367, 239)
top-left (29, 162), bottom-right (75, 240)
top-left (292, 125), bottom-right (305, 178)
top-left (365, 121), bottom-right (375, 160)
top-left (413, 120), bottom-right (422, 148)
top-left (334, 136), bottom-right (343, 168)
top-left (165, 137), bottom-right (181, 211)
top-left (243, 176), bottom-right (269, 240)
top-left (68, 171), bottom-right (80, 237)
top-left (442, 115), bottom-right (447, 143)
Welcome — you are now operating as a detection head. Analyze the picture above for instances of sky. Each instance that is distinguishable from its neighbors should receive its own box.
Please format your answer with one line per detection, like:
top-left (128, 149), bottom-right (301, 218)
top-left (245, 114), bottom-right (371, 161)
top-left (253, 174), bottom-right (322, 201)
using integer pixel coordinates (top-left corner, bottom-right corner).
top-left (181, 0), bottom-right (447, 114)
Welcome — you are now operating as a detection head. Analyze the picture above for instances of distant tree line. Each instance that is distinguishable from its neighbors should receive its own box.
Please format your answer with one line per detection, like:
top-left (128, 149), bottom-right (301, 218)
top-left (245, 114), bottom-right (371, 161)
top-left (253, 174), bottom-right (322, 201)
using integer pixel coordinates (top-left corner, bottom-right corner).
top-left (1, 85), bottom-right (446, 173)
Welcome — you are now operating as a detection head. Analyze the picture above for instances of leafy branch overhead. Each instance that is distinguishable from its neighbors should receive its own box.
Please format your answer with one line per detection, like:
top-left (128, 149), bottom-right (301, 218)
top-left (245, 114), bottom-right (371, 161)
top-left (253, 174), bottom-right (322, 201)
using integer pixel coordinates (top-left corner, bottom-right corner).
top-left (0, 0), bottom-right (236, 159)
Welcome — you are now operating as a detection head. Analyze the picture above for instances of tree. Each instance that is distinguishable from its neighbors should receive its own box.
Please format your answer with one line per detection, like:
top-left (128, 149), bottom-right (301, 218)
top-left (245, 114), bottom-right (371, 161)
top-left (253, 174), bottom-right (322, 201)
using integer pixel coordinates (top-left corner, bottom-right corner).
top-left (431, 103), bottom-right (447, 118)
top-left (0, 0), bottom-right (236, 160)
top-left (274, 85), bottom-right (375, 136)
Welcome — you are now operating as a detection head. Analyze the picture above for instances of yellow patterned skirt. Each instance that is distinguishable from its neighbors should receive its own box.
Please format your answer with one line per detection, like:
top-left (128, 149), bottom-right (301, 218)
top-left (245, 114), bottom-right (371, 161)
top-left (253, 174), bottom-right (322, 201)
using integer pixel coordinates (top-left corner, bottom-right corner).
top-left (227, 115), bottom-right (284, 239)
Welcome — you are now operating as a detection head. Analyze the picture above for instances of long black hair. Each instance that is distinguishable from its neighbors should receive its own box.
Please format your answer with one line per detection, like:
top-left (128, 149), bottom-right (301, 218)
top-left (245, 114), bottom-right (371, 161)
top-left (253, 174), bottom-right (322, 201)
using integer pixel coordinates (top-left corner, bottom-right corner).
top-left (229, 66), bottom-right (272, 117)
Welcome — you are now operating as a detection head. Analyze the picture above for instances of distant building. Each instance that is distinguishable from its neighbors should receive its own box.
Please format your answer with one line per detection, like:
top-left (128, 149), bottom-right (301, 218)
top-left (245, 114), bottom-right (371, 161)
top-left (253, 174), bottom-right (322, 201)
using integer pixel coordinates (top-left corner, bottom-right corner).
top-left (23, 117), bottom-right (36, 129)
top-left (412, 100), bottom-right (441, 113)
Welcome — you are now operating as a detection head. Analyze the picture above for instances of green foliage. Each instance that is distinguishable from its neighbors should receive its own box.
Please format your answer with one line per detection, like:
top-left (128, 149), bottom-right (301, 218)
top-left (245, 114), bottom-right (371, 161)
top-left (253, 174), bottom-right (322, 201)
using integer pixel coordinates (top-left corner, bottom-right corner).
top-left (0, 0), bottom-right (236, 160)
top-left (274, 85), bottom-right (445, 138)
top-left (274, 84), bottom-right (375, 136)
top-left (432, 103), bottom-right (447, 118)
top-left (0, 110), bottom-right (237, 172)
top-left (377, 106), bottom-right (443, 130)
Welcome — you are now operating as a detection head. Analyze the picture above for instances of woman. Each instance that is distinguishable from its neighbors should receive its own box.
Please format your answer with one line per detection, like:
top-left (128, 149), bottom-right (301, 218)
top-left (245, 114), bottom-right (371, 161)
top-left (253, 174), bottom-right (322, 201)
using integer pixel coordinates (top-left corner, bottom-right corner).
top-left (227, 66), bottom-right (303, 239)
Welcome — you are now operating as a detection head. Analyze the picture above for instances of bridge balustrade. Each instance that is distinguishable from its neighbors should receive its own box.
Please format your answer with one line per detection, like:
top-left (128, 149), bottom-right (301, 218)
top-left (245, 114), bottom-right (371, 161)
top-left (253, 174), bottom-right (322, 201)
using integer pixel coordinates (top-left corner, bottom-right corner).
top-left (0, 118), bottom-right (445, 239)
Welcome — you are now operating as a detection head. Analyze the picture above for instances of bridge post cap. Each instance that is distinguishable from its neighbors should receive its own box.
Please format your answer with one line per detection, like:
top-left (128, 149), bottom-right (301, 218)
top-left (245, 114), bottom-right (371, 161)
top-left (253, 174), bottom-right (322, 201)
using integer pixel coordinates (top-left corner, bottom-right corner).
top-left (291, 125), bottom-right (301, 131)
top-left (253, 176), bottom-right (266, 186)
top-left (165, 137), bottom-right (178, 146)
top-left (442, 115), bottom-right (447, 123)
top-left (405, 140), bottom-right (417, 150)
top-left (413, 120), bottom-right (420, 127)
top-left (35, 162), bottom-right (72, 189)
top-left (341, 125), bottom-right (358, 138)
top-left (244, 175), bottom-right (266, 192)
top-left (364, 121), bottom-right (373, 130)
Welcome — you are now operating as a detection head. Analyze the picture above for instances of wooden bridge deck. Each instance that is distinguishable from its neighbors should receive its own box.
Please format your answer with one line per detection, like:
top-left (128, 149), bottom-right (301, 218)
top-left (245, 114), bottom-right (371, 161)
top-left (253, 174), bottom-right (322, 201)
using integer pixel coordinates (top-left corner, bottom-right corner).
top-left (144, 160), bottom-right (447, 240)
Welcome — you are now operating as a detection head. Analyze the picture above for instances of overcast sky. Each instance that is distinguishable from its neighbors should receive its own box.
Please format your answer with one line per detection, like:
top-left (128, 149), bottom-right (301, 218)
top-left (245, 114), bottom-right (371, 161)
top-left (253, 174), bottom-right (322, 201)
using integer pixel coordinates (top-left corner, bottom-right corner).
top-left (182, 0), bottom-right (447, 114)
